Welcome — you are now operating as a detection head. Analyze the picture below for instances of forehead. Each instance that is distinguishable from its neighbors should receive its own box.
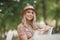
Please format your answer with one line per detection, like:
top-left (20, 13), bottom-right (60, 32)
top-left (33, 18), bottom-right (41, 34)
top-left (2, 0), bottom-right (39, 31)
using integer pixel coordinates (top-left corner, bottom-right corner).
top-left (26, 10), bottom-right (35, 12)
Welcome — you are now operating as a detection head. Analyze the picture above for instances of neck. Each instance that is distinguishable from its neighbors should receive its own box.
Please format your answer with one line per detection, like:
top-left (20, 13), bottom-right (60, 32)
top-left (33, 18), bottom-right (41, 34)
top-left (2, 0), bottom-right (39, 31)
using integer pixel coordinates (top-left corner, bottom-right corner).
top-left (26, 19), bottom-right (33, 28)
top-left (26, 19), bottom-right (33, 24)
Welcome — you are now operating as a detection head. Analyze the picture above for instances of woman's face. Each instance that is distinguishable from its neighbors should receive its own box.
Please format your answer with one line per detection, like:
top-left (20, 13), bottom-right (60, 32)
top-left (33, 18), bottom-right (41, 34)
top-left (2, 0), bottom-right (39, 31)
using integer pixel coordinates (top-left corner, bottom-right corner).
top-left (25, 10), bottom-right (35, 21)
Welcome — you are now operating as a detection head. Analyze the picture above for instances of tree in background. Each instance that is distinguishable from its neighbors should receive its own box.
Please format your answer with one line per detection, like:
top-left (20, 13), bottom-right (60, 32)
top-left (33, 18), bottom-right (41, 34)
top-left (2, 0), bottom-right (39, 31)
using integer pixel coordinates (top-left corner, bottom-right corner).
top-left (0, 0), bottom-right (60, 39)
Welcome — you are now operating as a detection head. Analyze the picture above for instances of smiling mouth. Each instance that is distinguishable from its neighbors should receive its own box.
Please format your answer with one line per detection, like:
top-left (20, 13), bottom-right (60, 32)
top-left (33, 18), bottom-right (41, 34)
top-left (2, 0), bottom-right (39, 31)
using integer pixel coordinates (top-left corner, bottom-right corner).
top-left (28, 16), bottom-right (33, 18)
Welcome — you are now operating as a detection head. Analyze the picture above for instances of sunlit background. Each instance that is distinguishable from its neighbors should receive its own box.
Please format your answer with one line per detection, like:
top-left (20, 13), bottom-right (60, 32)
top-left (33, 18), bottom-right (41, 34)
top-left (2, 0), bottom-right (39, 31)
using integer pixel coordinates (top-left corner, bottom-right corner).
top-left (0, 0), bottom-right (60, 40)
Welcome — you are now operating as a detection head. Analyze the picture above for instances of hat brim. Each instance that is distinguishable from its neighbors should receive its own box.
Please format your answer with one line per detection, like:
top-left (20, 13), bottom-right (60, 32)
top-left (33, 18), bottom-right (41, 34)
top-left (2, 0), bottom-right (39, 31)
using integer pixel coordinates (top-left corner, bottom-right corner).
top-left (21, 8), bottom-right (37, 17)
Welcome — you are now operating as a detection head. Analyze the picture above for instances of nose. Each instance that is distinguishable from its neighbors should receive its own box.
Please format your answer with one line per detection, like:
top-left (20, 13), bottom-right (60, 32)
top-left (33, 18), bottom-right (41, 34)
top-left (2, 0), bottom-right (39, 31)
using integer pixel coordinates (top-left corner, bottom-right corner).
top-left (29, 13), bottom-right (33, 16)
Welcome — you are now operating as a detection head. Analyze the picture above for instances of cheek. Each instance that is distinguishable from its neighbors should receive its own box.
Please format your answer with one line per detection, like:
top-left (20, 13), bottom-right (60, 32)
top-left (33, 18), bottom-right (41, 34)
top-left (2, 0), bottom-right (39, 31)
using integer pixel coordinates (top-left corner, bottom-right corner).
top-left (25, 15), bottom-right (29, 19)
top-left (31, 15), bottom-right (34, 18)
top-left (26, 15), bottom-right (34, 20)
top-left (25, 13), bottom-right (34, 19)
top-left (25, 14), bottom-right (28, 18)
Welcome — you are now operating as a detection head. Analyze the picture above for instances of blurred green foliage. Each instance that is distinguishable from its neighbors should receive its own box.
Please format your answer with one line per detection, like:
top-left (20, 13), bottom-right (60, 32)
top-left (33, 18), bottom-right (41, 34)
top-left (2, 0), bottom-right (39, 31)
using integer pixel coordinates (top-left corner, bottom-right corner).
top-left (0, 0), bottom-right (60, 33)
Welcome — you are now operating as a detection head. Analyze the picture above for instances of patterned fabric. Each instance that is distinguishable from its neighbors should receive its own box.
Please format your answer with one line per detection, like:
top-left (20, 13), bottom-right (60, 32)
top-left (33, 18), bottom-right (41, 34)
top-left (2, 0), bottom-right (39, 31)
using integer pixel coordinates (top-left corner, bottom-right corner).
top-left (17, 23), bottom-right (52, 40)
top-left (17, 23), bottom-right (34, 40)
top-left (24, 26), bottom-right (34, 39)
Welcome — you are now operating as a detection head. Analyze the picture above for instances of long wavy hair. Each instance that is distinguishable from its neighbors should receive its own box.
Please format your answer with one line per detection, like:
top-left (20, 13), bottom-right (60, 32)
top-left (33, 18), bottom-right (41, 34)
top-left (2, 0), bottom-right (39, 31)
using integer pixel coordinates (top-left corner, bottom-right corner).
top-left (21, 8), bottom-right (37, 29)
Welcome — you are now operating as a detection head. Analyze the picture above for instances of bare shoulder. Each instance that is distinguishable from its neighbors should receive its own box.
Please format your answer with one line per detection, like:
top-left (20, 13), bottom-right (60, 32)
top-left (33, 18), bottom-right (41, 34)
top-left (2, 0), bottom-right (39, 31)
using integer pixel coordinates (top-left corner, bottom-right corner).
top-left (17, 23), bottom-right (25, 33)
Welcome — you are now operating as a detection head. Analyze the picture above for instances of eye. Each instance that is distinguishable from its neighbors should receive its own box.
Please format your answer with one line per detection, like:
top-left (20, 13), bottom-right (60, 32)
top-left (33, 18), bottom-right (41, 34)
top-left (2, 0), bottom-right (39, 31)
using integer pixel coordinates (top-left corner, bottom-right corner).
top-left (32, 12), bottom-right (34, 14)
top-left (27, 11), bottom-right (30, 13)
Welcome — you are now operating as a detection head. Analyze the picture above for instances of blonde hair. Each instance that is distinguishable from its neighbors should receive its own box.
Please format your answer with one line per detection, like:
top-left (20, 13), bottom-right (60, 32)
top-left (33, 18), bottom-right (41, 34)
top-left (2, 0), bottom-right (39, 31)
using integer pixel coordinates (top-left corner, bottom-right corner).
top-left (22, 12), bottom-right (36, 29)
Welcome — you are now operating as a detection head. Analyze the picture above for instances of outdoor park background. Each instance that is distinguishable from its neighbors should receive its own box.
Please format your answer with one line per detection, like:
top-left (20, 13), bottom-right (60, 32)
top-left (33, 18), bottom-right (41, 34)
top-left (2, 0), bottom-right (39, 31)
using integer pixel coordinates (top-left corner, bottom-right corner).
top-left (0, 0), bottom-right (60, 40)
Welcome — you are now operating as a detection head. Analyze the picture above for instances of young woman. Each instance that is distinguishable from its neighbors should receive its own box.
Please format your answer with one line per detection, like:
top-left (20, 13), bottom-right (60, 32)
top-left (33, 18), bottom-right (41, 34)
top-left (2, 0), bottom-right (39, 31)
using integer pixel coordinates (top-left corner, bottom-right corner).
top-left (17, 5), bottom-right (50, 40)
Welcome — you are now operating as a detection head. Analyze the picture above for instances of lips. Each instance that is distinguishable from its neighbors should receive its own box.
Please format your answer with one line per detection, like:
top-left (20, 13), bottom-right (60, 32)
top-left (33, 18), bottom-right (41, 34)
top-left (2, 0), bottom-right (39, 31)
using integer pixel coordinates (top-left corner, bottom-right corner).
top-left (28, 15), bottom-right (33, 18)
